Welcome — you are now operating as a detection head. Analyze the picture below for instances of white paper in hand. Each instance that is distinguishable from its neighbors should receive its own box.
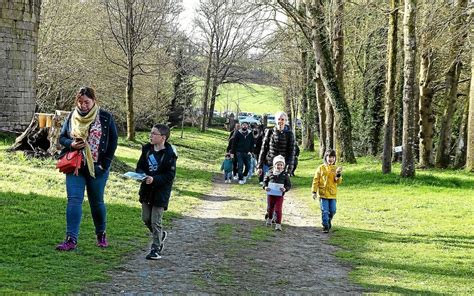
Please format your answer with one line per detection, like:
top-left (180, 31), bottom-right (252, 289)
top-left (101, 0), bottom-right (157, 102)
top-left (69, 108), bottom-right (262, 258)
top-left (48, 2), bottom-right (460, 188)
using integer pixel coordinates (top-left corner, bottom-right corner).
top-left (267, 182), bottom-right (284, 196)
top-left (123, 172), bottom-right (147, 181)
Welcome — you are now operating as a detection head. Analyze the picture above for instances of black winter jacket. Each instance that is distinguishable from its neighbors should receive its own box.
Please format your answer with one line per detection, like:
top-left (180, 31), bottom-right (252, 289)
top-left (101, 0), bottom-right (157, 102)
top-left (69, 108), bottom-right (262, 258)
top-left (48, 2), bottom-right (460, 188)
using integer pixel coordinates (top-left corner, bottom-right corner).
top-left (263, 170), bottom-right (291, 196)
top-left (258, 126), bottom-right (296, 172)
top-left (231, 129), bottom-right (255, 154)
top-left (136, 142), bottom-right (177, 209)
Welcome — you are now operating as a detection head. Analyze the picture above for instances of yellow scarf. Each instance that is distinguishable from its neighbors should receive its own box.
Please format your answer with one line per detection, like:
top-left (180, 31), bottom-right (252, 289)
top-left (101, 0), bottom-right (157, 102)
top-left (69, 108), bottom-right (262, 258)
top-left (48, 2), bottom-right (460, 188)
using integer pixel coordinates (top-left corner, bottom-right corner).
top-left (71, 104), bottom-right (99, 178)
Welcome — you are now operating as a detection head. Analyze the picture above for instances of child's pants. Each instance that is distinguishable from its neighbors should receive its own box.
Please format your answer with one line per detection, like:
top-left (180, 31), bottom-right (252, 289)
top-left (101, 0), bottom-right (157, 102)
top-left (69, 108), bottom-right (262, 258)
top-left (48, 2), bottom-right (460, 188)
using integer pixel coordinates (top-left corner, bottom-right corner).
top-left (266, 195), bottom-right (284, 224)
top-left (141, 204), bottom-right (165, 249)
top-left (224, 171), bottom-right (233, 181)
top-left (319, 198), bottom-right (337, 227)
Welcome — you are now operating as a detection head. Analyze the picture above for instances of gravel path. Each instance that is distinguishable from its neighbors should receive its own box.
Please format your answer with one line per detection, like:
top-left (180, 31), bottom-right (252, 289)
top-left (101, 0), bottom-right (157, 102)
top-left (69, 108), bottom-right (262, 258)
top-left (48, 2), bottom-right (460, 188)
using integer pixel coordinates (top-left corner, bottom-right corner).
top-left (88, 176), bottom-right (364, 294)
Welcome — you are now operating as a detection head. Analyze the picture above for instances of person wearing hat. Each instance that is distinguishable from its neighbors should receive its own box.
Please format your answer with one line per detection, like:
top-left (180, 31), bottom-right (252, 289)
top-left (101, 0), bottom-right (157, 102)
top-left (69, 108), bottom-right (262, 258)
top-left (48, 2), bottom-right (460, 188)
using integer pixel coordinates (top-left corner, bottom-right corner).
top-left (263, 155), bottom-right (291, 231)
top-left (311, 149), bottom-right (343, 233)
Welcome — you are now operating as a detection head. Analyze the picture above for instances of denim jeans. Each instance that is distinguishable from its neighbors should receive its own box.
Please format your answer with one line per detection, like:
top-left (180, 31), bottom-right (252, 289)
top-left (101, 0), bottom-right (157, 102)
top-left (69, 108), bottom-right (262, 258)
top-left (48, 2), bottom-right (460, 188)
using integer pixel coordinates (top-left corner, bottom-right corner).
top-left (320, 198), bottom-right (337, 228)
top-left (236, 152), bottom-right (250, 180)
top-left (65, 166), bottom-right (110, 240)
top-left (224, 171), bottom-right (233, 181)
top-left (141, 204), bottom-right (164, 249)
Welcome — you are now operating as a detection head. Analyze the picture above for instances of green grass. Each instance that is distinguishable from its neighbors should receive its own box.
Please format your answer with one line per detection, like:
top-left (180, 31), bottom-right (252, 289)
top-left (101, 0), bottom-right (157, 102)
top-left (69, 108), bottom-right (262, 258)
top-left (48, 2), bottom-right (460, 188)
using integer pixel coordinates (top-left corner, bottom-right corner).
top-left (290, 151), bottom-right (474, 294)
top-left (1, 127), bottom-right (473, 294)
top-left (0, 127), bottom-right (228, 294)
top-left (194, 81), bottom-right (283, 115)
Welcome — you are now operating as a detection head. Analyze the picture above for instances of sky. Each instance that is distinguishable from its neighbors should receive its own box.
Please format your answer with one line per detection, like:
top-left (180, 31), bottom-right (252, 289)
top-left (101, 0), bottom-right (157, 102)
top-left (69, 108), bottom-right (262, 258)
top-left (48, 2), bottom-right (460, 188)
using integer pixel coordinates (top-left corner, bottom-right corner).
top-left (178, 0), bottom-right (200, 35)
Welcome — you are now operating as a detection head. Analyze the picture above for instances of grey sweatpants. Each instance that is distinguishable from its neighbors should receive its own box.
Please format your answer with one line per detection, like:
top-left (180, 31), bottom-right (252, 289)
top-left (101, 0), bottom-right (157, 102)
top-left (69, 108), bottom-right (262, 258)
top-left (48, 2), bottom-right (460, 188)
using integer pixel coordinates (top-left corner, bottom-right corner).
top-left (141, 204), bottom-right (164, 249)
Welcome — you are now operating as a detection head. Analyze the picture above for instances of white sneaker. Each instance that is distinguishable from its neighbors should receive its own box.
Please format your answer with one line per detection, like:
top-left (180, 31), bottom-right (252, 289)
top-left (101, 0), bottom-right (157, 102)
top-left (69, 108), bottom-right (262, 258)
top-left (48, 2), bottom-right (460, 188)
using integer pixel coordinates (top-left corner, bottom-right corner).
top-left (233, 175), bottom-right (238, 180)
top-left (275, 224), bottom-right (282, 231)
top-left (259, 181), bottom-right (263, 186)
top-left (265, 218), bottom-right (272, 226)
top-left (239, 180), bottom-right (244, 185)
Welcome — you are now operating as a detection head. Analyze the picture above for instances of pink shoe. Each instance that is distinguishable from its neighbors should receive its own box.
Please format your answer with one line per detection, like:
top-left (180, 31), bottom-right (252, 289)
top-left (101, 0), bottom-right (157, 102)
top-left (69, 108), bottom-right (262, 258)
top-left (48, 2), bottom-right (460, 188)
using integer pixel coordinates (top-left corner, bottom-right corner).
top-left (56, 236), bottom-right (77, 251)
top-left (96, 232), bottom-right (108, 248)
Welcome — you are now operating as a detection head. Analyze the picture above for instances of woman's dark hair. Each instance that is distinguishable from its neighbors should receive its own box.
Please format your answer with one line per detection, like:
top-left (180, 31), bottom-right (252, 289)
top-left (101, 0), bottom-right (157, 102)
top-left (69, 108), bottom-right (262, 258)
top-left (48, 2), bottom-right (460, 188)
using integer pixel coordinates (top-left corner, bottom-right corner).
top-left (75, 86), bottom-right (97, 102)
top-left (153, 124), bottom-right (170, 141)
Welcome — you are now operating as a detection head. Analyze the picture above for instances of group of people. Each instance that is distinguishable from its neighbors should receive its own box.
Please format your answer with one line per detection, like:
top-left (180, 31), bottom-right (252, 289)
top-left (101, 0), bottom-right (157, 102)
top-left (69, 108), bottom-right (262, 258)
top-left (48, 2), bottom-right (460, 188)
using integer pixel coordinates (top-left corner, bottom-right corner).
top-left (54, 86), bottom-right (343, 261)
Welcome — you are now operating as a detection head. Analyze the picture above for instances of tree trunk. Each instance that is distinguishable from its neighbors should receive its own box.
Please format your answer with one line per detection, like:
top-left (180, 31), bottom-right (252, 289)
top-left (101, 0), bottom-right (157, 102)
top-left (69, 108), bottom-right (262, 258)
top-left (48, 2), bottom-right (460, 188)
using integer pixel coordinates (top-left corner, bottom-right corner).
top-left (454, 98), bottom-right (469, 168)
top-left (306, 0), bottom-right (356, 163)
top-left (126, 62), bottom-right (135, 141)
top-left (393, 33), bottom-right (405, 163)
top-left (466, 24), bottom-right (474, 172)
top-left (400, 0), bottom-right (417, 178)
top-left (325, 97), bottom-right (334, 149)
top-left (201, 34), bottom-right (214, 132)
top-left (435, 0), bottom-right (468, 168)
top-left (207, 78), bottom-right (219, 126)
top-left (304, 56), bottom-right (317, 151)
top-left (418, 46), bottom-right (435, 168)
top-left (301, 50), bottom-right (309, 148)
top-left (418, 3), bottom-right (436, 168)
top-left (315, 74), bottom-right (327, 157)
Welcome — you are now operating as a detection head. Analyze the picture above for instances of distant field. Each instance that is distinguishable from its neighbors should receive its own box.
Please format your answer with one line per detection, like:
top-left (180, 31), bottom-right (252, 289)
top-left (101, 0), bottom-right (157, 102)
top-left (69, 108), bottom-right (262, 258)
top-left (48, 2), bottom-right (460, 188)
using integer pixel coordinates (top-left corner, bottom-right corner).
top-left (194, 80), bottom-right (283, 115)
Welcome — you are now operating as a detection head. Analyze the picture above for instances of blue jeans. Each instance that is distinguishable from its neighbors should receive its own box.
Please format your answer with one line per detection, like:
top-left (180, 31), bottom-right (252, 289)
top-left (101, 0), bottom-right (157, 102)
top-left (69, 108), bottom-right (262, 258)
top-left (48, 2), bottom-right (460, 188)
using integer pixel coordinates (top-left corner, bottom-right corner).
top-left (320, 198), bottom-right (337, 228)
top-left (236, 152), bottom-right (250, 180)
top-left (65, 166), bottom-right (110, 240)
top-left (224, 171), bottom-right (233, 181)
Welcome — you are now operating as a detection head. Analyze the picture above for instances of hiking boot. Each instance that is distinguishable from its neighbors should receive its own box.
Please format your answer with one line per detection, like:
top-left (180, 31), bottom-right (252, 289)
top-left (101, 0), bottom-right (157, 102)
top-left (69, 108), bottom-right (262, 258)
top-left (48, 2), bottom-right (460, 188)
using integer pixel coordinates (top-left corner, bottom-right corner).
top-left (275, 224), bottom-right (282, 231)
top-left (146, 248), bottom-right (161, 260)
top-left (323, 226), bottom-right (330, 233)
top-left (158, 231), bottom-right (168, 253)
top-left (56, 236), bottom-right (77, 251)
top-left (96, 232), bottom-right (108, 248)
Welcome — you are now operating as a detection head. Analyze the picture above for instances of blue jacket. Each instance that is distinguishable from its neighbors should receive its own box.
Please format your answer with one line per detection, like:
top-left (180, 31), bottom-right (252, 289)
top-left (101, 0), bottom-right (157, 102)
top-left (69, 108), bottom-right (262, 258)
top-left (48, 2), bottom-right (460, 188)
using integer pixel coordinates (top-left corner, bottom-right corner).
top-left (59, 109), bottom-right (118, 171)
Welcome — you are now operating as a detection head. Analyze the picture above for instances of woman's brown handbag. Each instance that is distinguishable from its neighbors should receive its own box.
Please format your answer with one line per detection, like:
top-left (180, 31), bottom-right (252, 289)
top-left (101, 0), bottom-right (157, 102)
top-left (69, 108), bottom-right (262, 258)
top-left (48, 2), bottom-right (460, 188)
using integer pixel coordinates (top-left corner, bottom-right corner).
top-left (56, 150), bottom-right (83, 176)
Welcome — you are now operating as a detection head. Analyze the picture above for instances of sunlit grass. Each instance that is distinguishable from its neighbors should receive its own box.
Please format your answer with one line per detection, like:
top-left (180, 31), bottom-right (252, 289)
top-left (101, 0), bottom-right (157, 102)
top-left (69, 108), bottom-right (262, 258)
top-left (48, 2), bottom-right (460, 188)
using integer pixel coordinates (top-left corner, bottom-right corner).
top-left (290, 150), bottom-right (474, 294)
top-left (0, 127), bottom-right (227, 293)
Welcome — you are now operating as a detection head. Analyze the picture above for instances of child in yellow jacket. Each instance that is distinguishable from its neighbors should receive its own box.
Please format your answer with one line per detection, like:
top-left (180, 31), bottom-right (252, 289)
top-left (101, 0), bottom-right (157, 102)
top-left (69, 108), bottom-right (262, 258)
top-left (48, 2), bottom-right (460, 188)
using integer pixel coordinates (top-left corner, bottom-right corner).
top-left (311, 149), bottom-right (343, 233)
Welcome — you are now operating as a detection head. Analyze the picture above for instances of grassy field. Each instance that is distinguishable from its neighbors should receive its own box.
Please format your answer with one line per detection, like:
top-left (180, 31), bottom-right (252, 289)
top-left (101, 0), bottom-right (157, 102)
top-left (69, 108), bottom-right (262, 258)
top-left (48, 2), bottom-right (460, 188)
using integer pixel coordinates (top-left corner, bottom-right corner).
top-left (0, 128), bottom-right (228, 294)
top-left (194, 81), bottom-right (283, 115)
top-left (290, 151), bottom-right (474, 294)
top-left (1, 127), bottom-right (473, 294)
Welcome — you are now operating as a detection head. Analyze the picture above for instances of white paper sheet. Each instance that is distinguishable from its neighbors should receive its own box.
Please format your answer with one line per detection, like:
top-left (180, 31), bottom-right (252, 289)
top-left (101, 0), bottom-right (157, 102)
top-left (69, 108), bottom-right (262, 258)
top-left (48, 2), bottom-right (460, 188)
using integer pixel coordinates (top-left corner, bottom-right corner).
top-left (123, 172), bottom-right (147, 181)
top-left (267, 182), bottom-right (284, 196)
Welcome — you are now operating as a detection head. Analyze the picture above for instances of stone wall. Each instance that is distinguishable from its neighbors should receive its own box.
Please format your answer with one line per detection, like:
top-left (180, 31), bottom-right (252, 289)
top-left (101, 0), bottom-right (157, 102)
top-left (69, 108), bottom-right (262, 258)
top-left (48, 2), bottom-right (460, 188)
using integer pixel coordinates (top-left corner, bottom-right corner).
top-left (0, 0), bottom-right (41, 132)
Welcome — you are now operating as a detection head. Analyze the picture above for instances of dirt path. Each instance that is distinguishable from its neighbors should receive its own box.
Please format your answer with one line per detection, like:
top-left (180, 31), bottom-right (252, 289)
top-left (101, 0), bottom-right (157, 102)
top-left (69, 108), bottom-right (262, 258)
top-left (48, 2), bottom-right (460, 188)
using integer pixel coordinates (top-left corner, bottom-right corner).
top-left (89, 176), bottom-right (364, 294)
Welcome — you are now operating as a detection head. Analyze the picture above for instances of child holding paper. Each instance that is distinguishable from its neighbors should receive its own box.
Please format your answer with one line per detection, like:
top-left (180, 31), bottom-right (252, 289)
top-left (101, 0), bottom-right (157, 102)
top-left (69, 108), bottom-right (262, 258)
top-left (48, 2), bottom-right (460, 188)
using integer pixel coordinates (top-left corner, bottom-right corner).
top-left (263, 155), bottom-right (291, 231)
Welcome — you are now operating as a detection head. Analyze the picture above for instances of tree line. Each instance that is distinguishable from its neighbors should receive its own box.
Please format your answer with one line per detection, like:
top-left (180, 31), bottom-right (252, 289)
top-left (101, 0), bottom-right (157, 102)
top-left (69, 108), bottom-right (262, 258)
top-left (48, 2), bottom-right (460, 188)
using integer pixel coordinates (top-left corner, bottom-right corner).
top-left (35, 0), bottom-right (473, 174)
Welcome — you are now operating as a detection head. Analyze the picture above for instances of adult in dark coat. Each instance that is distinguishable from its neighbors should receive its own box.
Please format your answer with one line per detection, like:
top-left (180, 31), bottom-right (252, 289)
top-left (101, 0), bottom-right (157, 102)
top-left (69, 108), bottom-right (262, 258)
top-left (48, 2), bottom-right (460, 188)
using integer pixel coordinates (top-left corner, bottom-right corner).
top-left (231, 122), bottom-right (254, 183)
top-left (227, 123), bottom-right (240, 177)
top-left (257, 111), bottom-right (296, 176)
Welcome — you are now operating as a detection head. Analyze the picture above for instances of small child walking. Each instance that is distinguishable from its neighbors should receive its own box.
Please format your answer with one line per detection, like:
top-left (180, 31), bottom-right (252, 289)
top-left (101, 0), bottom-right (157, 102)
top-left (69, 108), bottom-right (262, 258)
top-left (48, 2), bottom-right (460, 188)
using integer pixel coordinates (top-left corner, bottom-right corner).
top-left (221, 153), bottom-right (233, 183)
top-left (311, 149), bottom-right (343, 233)
top-left (263, 155), bottom-right (291, 231)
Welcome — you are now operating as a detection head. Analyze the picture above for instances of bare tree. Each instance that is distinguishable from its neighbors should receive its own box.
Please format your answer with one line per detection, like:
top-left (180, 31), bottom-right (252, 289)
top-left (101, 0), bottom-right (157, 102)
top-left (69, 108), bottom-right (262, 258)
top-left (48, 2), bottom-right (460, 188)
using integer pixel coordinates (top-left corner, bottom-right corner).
top-left (102, 0), bottom-right (179, 140)
top-left (194, 0), bottom-right (267, 129)
top-left (400, 0), bottom-right (417, 178)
